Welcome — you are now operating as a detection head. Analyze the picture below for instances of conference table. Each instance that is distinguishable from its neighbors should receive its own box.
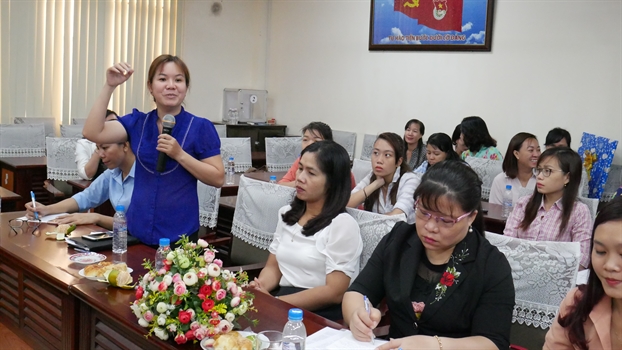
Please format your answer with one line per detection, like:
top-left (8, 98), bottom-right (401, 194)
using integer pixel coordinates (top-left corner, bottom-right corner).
top-left (0, 156), bottom-right (48, 209)
top-left (0, 187), bottom-right (22, 212)
top-left (481, 202), bottom-right (506, 234)
top-left (0, 211), bottom-right (340, 350)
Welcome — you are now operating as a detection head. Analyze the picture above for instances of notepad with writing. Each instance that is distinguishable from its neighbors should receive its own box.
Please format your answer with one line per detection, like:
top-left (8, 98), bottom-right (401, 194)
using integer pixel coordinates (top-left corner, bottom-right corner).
top-left (307, 327), bottom-right (387, 349)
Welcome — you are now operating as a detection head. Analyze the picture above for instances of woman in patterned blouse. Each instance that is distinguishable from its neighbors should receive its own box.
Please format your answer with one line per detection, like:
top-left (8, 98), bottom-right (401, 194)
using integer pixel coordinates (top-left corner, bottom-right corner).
top-left (459, 116), bottom-right (503, 161)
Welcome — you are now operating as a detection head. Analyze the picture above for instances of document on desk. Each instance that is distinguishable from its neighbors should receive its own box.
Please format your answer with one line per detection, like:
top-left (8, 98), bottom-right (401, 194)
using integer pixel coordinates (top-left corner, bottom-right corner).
top-left (307, 327), bottom-right (387, 349)
top-left (17, 213), bottom-right (69, 224)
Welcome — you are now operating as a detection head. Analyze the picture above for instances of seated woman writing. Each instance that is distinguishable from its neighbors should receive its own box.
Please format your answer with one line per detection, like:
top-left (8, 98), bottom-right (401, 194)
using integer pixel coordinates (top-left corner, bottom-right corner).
top-left (343, 160), bottom-right (515, 350)
top-left (25, 141), bottom-right (135, 230)
top-left (249, 141), bottom-right (363, 321)
top-left (348, 132), bottom-right (420, 224)
top-left (503, 147), bottom-right (592, 269)
top-left (544, 196), bottom-right (622, 349)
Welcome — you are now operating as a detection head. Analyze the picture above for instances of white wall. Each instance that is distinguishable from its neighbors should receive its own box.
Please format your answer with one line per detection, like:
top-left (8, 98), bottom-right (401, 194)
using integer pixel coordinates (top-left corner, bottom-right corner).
top-left (183, 0), bottom-right (622, 163)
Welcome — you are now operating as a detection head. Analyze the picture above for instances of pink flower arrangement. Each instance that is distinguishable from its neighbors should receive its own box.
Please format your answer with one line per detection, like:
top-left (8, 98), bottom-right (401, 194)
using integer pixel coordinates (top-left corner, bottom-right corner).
top-left (131, 235), bottom-right (256, 344)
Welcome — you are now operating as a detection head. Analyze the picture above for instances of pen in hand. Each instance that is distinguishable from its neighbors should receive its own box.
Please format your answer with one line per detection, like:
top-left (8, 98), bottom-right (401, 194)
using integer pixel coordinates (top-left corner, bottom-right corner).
top-left (363, 295), bottom-right (375, 345)
top-left (30, 191), bottom-right (39, 220)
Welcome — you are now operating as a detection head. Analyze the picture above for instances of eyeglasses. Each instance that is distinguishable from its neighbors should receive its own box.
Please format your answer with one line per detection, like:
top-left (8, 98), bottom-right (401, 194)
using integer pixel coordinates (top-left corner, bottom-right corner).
top-left (8, 218), bottom-right (41, 236)
top-left (532, 167), bottom-right (566, 177)
top-left (415, 202), bottom-right (473, 229)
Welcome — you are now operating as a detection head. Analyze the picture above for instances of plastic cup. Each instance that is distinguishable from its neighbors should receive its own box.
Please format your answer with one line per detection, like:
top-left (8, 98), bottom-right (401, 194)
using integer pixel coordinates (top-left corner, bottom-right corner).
top-left (254, 330), bottom-right (283, 350)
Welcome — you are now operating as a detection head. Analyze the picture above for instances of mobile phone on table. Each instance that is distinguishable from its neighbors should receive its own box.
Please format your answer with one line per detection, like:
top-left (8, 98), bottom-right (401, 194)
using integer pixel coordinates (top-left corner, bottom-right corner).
top-left (83, 231), bottom-right (113, 241)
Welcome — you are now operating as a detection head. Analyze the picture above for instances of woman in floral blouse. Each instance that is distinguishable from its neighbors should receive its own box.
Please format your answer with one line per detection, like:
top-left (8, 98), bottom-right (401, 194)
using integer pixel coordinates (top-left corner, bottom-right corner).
top-left (459, 116), bottom-right (503, 160)
top-left (343, 160), bottom-right (515, 350)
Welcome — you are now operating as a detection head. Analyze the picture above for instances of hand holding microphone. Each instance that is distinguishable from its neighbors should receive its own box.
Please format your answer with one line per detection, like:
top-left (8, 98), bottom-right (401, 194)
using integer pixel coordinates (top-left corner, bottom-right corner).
top-left (156, 114), bottom-right (176, 172)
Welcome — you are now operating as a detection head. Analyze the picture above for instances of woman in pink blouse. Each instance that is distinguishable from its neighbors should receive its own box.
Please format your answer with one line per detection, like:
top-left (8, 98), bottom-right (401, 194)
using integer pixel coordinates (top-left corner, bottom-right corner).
top-left (503, 147), bottom-right (592, 269)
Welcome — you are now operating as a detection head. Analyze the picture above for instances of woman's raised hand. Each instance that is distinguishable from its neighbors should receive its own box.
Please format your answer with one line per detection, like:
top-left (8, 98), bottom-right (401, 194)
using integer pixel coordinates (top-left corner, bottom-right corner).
top-left (106, 62), bottom-right (134, 87)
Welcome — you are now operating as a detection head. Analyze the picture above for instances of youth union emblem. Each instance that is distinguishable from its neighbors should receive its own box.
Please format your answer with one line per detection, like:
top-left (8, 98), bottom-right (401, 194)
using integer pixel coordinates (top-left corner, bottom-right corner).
top-left (433, 0), bottom-right (447, 20)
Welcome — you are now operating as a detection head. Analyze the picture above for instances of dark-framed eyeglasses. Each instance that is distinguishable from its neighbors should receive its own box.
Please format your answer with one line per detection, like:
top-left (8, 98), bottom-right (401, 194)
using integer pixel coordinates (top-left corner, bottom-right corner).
top-left (8, 218), bottom-right (41, 236)
top-left (414, 201), bottom-right (473, 229)
top-left (532, 167), bottom-right (566, 178)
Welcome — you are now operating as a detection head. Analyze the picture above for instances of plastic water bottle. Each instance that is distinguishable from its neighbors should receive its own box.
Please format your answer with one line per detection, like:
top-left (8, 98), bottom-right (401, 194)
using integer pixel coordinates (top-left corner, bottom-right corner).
top-left (283, 308), bottom-right (306, 350)
top-left (269, 175), bottom-right (277, 184)
top-left (502, 185), bottom-right (513, 218)
top-left (155, 238), bottom-right (170, 271)
top-left (225, 157), bottom-right (235, 185)
top-left (112, 205), bottom-right (128, 254)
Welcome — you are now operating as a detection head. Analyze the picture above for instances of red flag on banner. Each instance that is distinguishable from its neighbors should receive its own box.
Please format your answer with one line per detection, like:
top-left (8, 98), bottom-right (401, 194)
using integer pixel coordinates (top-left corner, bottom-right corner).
top-left (394, 0), bottom-right (463, 32)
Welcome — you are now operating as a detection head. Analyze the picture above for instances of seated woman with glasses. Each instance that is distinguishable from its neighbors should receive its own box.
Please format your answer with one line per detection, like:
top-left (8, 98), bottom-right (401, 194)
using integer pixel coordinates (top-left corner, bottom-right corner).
top-left (25, 141), bottom-right (135, 230)
top-left (343, 161), bottom-right (515, 350)
top-left (504, 147), bottom-right (592, 269)
top-left (543, 196), bottom-right (622, 349)
top-left (489, 132), bottom-right (541, 205)
top-left (249, 141), bottom-right (363, 321)
top-left (348, 132), bottom-right (420, 224)
top-left (413, 133), bottom-right (461, 175)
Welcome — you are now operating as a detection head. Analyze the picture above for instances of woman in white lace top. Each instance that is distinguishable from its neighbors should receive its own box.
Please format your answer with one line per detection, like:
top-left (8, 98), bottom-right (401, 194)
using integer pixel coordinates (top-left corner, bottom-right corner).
top-left (249, 141), bottom-right (363, 321)
top-left (75, 110), bottom-right (118, 180)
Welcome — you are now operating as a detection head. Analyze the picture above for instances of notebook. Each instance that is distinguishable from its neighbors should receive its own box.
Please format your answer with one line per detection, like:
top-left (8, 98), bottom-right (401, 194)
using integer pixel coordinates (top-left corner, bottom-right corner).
top-left (307, 327), bottom-right (387, 349)
top-left (66, 235), bottom-right (140, 252)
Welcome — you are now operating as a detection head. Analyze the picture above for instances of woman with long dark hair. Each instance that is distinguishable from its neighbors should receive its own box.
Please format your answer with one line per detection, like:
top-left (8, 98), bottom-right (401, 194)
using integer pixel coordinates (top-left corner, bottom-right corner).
top-left (414, 132), bottom-right (461, 174)
top-left (544, 196), bottom-right (622, 349)
top-left (343, 161), bottom-right (515, 350)
top-left (504, 147), bottom-right (593, 269)
top-left (404, 119), bottom-right (426, 170)
top-left (348, 132), bottom-right (420, 224)
top-left (489, 132), bottom-right (541, 205)
top-left (249, 141), bottom-right (362, 321)
top-left (460, 116), bottom-right (502, 160)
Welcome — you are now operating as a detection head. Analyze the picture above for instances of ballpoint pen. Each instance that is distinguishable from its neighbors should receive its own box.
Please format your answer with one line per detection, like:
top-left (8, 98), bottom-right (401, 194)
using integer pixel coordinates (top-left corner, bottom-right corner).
top-left (30, 191), bottom-right (39, 220)
top-left (364, 295), bottom-right (375, 345)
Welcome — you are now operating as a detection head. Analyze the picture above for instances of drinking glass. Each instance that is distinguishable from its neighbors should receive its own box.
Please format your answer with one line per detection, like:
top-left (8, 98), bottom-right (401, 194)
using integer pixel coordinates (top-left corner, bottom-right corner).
top-left (255, 330), bottom-right (283, 350)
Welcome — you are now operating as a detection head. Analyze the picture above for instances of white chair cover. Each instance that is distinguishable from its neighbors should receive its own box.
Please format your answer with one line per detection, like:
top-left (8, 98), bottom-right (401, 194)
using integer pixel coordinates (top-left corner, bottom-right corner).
top-left (60, 124), bottom-right (84, 138)
top-left (220, 137), bottom-right (252, 172)
top-left (333, 130), bottom-right (356, 161)
top-left (516, 187), bottom-right (534, 200)
top-left (577, 196), bottom-right (599, 221)
top-left (485, 232), bottom-right (581, 330)
top-left (0, 124), bottom-right (46, 157)
top-left (231, 176), bottom-right (296, 250)
top-left (72, 117), bottom-right (87, 125)
top-left (46, 137), bottom-right (81, 180)
top-left (14, 117), bottom-right (57, 137)
top-left (346, 208), bottom-right (404, 269)
top-left (579, 167), bottom-right (589, 198)
top-left (465, 156), bottom-right (503, 200)
top-left (360, 134), bottom-right (377, 161)
top-left (197, 181), bottom-right (221, 228)
top-left (265, 137), bottom-right (301, 172)
top-left (352, 159), bottom-right (372, 185)
top-left (214, 124), bottom-right (227, 138)
top-left (602, 164), bottom-right (621, 202)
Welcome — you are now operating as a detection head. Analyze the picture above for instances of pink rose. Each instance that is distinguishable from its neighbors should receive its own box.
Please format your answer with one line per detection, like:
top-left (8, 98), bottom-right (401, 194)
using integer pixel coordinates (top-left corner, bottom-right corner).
top-left (227, 282), bottom-right (239, 296)
top-left (216, 289), bottom-right (227, 301)
top-left (143, 310), bottom-right (154, 322)
top-left (213, 259), bottom-right (223, 267)
top-left (412, 301), bottom-right (425, 314)
top-left (218, 320), bottom-right (232, 333)
top-left (187, 308), bottom-right (196, 320)
top-left (158, 281), bottom-right (167, 292)
top-left (196, 269), bottom-right (206, 279)
top-left (173, 282), bottom-right (187, 296)
top-left (212, 280), bottom-right (221, 291)
top-left (230, 296), bottom-right (240, 307)
top-left (174, 333), bottom-right (187, 344)
top-left (172, 273), bottom-right (182, 284)
top-left (158, 268), bottom-right (167, 275)
top-left (190, 321), bottom-right (201, 331)
top-left (194, 327), bottom-right (207, 340)
top-left (204, 250), bottom-right (215, 263)
top-left (211, 311), bottom-right (219, 319)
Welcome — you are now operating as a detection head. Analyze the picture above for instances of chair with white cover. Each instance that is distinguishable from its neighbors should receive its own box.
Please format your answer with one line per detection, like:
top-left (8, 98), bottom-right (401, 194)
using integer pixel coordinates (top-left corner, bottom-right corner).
top-left (265, 137), bottom-right (301, 172)
top-left (602, 164), bottom-right (621, 202)
top-left (346, 208), bottom-right (404, 269)
top-left (197, 181), bottom-right (222, 229)
top-left (485, 232), bottom-right (580, 337)
top-left (14, 117), bottom-right (57, 137)
top-left (60, 124), bottom-right (84, 138)
top-left (72, 117), bottom-right (87, 125)
top-left (219, 137), bottom-right (252, 172)
top-left (465, 156), bottom-right (503, 201)
top-left (333, 130), bottom-right (357, 161)
top-left (352, 159), bottom-right (372, 185)
top-left (214, 124), bottom-right (227, 138)
top-left (46, 137), bottom-right (81, 181)
top-left (0, 123), bottom-right (46, 157)
top-left (576, 196), bottom-right (599, 221)
top-left (360, 134), bottom-right (377, 161)
top-left (230, 175), bottom-right (296, 264)
top-left (516, 187), bottom-right (534, 201)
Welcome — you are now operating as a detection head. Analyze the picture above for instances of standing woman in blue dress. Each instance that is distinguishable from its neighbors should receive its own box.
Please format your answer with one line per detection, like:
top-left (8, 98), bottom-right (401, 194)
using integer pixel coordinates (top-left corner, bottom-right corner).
top-left (83, 55), bottom-right (224, 246)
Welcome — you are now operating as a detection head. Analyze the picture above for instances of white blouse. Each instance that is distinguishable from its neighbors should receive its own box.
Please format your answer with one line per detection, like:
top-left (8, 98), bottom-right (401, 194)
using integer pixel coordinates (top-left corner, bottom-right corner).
top-left (489, 172), bottom-right (537, 205)
top-left (269, 205), bottom-right (363, 289)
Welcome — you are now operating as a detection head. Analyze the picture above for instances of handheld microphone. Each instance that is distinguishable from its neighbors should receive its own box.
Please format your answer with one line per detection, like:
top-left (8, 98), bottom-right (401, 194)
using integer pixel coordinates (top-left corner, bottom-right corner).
top-left (156, 114), bottom-right (176, 172)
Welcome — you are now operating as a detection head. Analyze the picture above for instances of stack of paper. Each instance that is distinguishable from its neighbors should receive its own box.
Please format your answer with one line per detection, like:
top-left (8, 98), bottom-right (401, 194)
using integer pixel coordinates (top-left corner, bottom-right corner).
top-left (307, 327), bottom-right (387, 350)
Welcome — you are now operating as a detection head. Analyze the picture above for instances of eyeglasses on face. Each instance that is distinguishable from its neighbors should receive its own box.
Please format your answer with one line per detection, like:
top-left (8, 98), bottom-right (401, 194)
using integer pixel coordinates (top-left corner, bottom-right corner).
top-left (414, 201), bottom-right (473, 229)
top-left (8, 218), bottom-right (41, 235)
top-left (532, 167), bottom-right (566, 177)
